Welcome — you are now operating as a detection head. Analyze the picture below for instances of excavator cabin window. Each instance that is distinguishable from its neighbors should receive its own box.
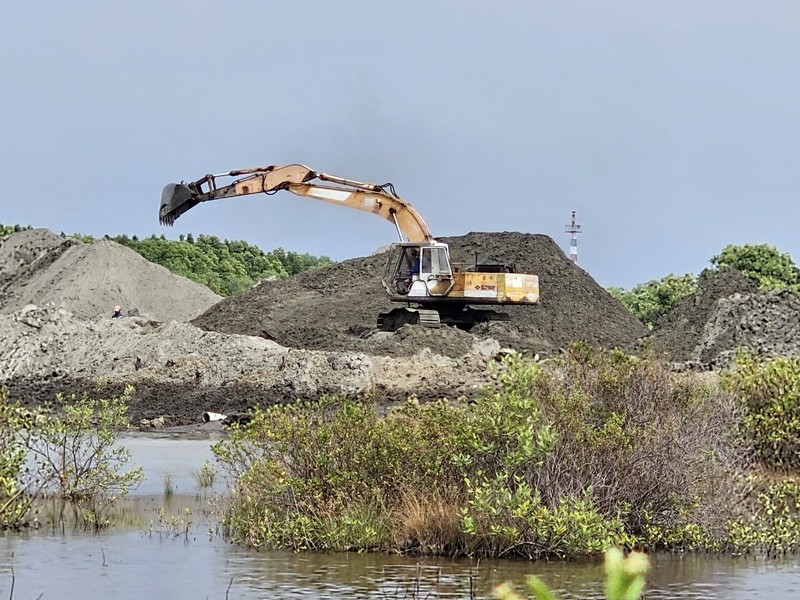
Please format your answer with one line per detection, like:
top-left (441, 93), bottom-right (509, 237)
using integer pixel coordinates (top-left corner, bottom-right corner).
top-left (386, 244), bottom-right (452, 295)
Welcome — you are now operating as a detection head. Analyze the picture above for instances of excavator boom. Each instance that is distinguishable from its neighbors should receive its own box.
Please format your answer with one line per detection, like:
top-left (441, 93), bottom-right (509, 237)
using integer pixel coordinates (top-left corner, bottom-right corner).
top-left (159, 162), bottom-right (540, 331)
top-left (160, 163), bottom-right (434, 243)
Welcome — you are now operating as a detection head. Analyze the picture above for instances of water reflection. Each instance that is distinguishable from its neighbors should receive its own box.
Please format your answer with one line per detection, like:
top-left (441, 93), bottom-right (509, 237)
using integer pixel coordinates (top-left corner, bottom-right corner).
top-left (1, 433), bottom-right (798, 599)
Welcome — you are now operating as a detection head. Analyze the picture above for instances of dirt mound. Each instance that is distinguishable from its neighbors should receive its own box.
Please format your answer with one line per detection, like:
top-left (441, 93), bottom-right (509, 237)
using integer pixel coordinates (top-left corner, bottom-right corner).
top-left (0, 230), bottom-right (222, 322)
top-left (0, 228), bottom-right (79, 291)
top-left (0, 229), bottom-right (650, 427)
top-left (0, 305), bottom-right (493, 426)
top-left (648, 268), bottom-right (758, 361)
top-left (694, 289), bottom-right (800, 366)
top-left (193, 232), bottom-right (647, 356)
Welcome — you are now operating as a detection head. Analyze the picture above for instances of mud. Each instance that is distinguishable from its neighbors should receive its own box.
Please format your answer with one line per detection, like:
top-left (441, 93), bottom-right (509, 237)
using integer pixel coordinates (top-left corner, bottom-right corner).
top-left (193, 232), bottom-right (648, 357)
top-left (3, 228), bottom-right (799, 427)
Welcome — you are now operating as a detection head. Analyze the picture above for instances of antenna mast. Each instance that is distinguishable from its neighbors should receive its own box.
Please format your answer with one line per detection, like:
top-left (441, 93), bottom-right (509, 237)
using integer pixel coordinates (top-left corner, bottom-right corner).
top-left (565, 210), bottom-right (582, 263)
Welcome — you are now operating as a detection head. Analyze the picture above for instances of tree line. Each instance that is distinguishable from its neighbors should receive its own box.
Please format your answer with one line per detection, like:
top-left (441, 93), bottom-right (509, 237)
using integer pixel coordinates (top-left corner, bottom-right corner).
top-left (608, 243), bottom-right (800, 328)
top-left (0, 224), bottom-right (333, 297)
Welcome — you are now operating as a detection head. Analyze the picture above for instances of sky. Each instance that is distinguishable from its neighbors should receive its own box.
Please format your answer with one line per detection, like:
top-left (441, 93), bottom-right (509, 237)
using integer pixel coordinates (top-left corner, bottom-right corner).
top-left (2, 1), bottom-right (799, 289)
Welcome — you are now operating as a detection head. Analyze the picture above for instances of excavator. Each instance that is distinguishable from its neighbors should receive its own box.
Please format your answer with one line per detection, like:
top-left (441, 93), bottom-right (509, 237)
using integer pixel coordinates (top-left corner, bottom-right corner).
top-left (159, 163), bottom-right (539, 330)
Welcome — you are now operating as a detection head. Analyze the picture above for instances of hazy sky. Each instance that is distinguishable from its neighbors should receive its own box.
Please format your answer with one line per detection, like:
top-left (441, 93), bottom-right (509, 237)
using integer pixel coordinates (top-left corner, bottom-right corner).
top-left (2, 1), bottom-right (798, 288)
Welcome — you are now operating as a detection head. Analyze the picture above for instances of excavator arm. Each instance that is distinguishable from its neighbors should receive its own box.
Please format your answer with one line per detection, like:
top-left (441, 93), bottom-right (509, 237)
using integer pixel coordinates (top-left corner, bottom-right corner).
top-left (159, 163), bottom-right (434, 243)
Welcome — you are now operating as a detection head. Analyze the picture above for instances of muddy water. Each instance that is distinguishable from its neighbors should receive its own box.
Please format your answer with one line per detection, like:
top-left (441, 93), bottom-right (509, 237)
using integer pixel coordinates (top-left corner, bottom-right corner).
top-left (1, 433), bottom-right (799, 599)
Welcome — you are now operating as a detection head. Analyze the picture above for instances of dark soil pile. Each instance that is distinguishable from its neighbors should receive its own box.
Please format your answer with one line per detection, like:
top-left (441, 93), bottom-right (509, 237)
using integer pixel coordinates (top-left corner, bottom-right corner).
top-left (193, 232), bottom-right (648, 357)
top-left (694, 289), bottom-right (800, 366)
top-left (648, 268), bottom-right (758, 361)
top-left (647, 267), bottom-right (800, 366)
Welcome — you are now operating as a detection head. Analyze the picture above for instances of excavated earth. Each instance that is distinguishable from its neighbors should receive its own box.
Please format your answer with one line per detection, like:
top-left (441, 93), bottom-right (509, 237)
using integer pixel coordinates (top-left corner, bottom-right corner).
top-left (192, 232), bottom-right (647, 357)
top-left (4, 227), bottom-right (800, 428)
top-left (648, 266), bottom-right (800, 368)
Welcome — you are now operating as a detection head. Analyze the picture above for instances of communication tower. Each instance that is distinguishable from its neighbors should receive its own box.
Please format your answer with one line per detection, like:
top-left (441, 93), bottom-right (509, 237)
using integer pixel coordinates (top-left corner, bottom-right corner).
top-left (565, 210), bottom-right (582, 263)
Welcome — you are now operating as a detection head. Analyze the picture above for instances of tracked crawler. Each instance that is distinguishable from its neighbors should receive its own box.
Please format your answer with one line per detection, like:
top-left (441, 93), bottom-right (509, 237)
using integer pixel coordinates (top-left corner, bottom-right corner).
top-left (159, 163), bottom-right (539, 331)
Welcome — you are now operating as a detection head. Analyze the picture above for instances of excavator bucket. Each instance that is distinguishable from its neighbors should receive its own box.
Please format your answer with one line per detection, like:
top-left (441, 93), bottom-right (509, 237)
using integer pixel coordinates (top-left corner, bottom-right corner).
top-left (159, 183), bottom-right (200, 226)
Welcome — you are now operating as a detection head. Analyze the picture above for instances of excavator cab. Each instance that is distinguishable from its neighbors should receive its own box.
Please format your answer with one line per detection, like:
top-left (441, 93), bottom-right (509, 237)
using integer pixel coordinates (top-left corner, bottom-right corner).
top-left (383, 242), bottom-right (454, 299)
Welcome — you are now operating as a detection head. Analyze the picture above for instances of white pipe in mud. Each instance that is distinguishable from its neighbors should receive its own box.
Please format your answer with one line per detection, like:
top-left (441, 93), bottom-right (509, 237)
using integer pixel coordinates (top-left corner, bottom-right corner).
top-left (202, 411), bottom-right (227, 423)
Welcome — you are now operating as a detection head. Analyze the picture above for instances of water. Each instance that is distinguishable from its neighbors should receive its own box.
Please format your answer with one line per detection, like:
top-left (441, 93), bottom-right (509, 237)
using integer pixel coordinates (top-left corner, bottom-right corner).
top-left (1, 433), bottom-right (799, 599)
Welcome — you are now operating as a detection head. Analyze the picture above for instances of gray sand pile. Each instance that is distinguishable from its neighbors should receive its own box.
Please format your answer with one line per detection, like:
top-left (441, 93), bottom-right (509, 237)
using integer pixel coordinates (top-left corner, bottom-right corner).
top-left (193, 232), bottom-right (648, 357)
top-left (694, 289), bottom-right (800, 366)
top-left (648, 268), bottom-right (757, 361)
top-left (0, 304), bottom-right (494, 425)
top-left (0, 228), bottom-right (74, 283)
top-left (0, 229), bottom-right (221, 322)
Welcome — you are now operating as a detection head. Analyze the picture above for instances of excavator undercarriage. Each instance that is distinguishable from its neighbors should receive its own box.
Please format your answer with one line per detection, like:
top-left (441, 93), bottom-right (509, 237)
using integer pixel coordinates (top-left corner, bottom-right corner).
top-left (377, 303), bottom-right (512, 331)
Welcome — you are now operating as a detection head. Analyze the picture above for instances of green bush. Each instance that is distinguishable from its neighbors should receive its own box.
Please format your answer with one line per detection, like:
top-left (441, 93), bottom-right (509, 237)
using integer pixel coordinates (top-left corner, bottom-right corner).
top-left (722, 353), bottom-right (800, 471)
top-left (527, 344), bottom-right (743, 538)
top-left (726, 477), bottom-right (800, 555)
top-left (213, 396), bottom-right (470, 551)
top-left (0, 224), bottom-right (32, 237)
top-left (703, 243), bottom-right (800, 293)
top-left (608, 273), bottom-right (696, 328)
top-left (0, 388), bottom-right (39, 528)
top-left (1, 386), bottom-right (143, 530)
top-left (213, 347), bottom-right (743, 557)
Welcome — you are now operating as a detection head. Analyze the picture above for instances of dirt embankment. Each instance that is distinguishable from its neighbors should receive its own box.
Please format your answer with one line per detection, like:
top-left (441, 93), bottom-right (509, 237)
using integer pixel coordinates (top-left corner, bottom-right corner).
top-left (192, 232), bottom-right (648, 357)
top-left (1, 228), bottom-right (649, 426)
top-left (1, 304), bottom-right (492, 426)
top-left (648, 267), bottom-right (800, 367)
top-left (0, 229), bottom-right (221, 322)
top-left (8, 227), bottom-right (798, 428)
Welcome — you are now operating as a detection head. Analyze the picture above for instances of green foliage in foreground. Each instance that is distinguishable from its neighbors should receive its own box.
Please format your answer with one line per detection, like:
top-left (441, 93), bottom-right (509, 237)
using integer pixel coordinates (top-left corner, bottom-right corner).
top-left (495, 548), bottom-right (650, 600)
top-left (0, 386), bottom-right (143, 530)
top-left (212, 346), bottom-right (745, 558)
top-left (722, 352), bottom-right (800, 473)
top-left (0, 388), bottom-right (37, 528)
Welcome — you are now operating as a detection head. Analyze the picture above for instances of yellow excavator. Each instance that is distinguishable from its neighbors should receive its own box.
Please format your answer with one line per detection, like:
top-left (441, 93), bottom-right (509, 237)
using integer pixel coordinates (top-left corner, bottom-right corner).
top-left (159, 163), bottom-right (539, 330)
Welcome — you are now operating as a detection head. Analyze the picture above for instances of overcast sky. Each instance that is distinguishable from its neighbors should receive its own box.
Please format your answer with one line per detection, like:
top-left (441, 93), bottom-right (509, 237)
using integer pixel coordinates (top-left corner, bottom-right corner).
top-left (2, 1), bottom-right (798, 288)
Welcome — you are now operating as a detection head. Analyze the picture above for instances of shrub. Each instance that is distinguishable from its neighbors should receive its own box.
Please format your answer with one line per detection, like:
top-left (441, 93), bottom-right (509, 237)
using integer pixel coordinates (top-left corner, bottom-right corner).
top-left (0, 388), bottom-right (41, 528)
top-left (213, 347), bottom-right (745, 556)
top-left (17, 386), bottom-right (144, 529)
top-left (724, 477), bottom-right (800, 555)
top-left (192, 460), bottom-right (217, 488)
top-left (213, 396), bottom-right (470, 551)
top-left (721, 352), bottom-right (800, 472)
top-left (526, 344), bottom-right (745, 538)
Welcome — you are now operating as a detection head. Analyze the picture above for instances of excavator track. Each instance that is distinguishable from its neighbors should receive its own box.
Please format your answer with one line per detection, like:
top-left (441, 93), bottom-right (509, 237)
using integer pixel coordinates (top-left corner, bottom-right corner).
top-left (377, 306), bottom-right (512, 332)
top-left (377, 308), bottom-right (441, 331)
top-left (440, 307), bottom-right (511, 329)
